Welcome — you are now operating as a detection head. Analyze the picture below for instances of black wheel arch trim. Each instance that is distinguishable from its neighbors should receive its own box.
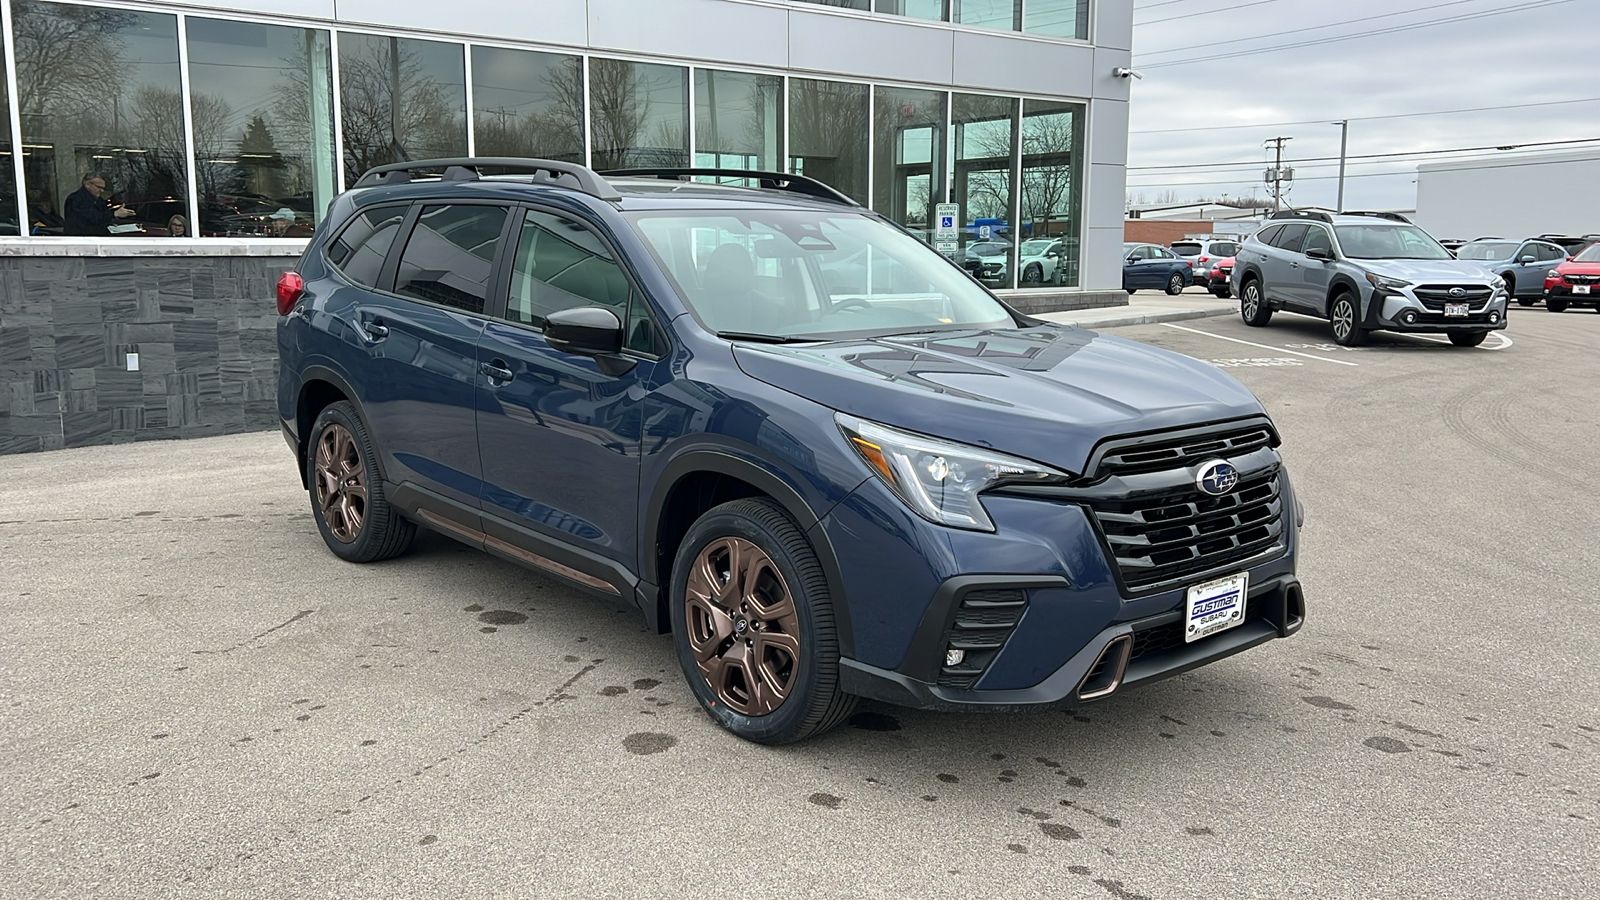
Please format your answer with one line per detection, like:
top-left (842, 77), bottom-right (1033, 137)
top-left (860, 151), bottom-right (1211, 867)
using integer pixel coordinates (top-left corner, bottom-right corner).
top-left (1324, 276), bottom-right (1366, 322)
top-left (294, 365), bottom-right (382, 488)
top-left (643, 448), bottom-right (858, 658)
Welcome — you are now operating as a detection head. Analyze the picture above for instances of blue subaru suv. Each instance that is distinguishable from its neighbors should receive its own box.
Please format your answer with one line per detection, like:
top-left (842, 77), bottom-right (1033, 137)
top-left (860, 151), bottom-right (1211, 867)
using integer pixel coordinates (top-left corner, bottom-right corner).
top-left (276, 158), bottom-right (1306, 743)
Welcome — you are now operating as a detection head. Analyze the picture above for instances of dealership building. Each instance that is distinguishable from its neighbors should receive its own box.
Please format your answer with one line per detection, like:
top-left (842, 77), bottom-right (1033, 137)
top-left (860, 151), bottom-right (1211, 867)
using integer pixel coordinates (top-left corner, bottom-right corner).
top-left (0, 0), bottom-right (1134, 454)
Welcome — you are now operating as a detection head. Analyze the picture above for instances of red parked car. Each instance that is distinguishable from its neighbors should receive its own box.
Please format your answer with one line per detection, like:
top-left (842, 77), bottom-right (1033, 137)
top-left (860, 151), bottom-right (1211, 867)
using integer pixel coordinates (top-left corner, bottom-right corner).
top-left (1208, 256), bottom-right (1235, 298)
top-left (1543, 242), bottom-right (1600, 312)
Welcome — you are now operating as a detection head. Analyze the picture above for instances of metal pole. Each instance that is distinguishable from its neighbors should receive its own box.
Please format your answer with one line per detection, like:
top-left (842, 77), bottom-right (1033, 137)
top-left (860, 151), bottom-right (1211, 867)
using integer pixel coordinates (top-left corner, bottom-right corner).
top-left (1333, 119), bottom-right (1348, 213)
top-left (1265, 136), bottom-right (1290, 213)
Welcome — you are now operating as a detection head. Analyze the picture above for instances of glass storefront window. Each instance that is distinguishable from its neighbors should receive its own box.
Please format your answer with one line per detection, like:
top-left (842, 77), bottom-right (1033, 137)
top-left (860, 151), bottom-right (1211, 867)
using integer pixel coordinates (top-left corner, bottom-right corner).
top-left (589, 59), bottom-right (688, 171)
top-left (952, 1), bottom-right (1020, 31)
top-left (873, 86), bottom-right (946, 242)
top-left (951, 94), bottom-right (1016, 289)
top-left (187, 19), bottom-right (336, 237)
top-left (1023, 0), bottom-right (1089, 40)
top-left (694, 69), bottom-right (781, 172)
top-left (876, 1), bottom-right (945, 20)
top-left (1, 34), bottom-right (16, 235)
top-left (792, 1), bottom-right (871, 10)
top-left (470, 46), bottom-right (584, 163)
top-left (788, 78), bottom-right (869, 205)
top-left (12, 1), bottom-right (186, 236)
top-left (338, 33), bottom-right (467, 187)
top-left (1018, 99), bottom-right (1084, 288)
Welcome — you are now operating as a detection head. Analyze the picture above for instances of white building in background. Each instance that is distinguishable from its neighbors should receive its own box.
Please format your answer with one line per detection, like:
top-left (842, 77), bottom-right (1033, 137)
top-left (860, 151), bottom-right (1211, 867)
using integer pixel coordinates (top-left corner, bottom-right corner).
top-left (1415, 149), bottom-right (1600, 241)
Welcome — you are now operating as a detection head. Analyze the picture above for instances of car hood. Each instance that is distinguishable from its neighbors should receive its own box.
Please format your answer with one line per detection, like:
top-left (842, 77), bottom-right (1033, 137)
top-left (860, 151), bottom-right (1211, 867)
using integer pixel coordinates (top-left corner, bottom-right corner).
top-left (1356, 258), bottom-right (1496, 282)
top-left (1555, 261), bottom-right (1600, 274)
top-left (730, 327), bottom-right (1264, 475)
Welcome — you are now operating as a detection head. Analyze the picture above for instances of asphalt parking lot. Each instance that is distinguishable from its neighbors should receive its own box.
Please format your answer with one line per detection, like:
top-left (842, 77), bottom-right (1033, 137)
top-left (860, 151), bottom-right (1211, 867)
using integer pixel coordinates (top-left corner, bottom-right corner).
top-left (2, 306), bottom-right (1596, 899)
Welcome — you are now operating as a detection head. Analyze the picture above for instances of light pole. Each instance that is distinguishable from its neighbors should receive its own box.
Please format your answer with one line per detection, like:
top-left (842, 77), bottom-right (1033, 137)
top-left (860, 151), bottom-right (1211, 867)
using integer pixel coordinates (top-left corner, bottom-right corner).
top-left (1332, 119), bottom-right (1349, 213)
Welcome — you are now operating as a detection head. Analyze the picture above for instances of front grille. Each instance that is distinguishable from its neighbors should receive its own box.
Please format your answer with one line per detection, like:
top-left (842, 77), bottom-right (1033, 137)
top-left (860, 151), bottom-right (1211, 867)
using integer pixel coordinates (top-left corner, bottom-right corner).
top-left (1564, 273), bottom-right (1599, 285)
top-left (1094, 423), bottom-right (1274, 477)
top-left (1087, 472), bottom-right (1284, 590)
top-left (1415, 285), bottom-right (1493, 311)
top-left (938, 588), bottom-right (1028, 690)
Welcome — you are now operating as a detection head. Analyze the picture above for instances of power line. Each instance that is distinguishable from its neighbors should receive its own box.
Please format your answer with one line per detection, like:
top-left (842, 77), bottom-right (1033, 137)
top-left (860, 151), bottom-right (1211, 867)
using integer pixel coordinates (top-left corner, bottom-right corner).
top-left (1128, 135), bottom-right (1600, 172)
top-left (1138, 0), bottom-right (1576, 69)
top-left (1128, 97), bottom-right (1600, 135)
top-left (1138, 0), bottom-right (1494, 57)
top-left (1136, 0), bottom-right (1283, 27)
top-left (1127, 149), bottom-right (1600, 188)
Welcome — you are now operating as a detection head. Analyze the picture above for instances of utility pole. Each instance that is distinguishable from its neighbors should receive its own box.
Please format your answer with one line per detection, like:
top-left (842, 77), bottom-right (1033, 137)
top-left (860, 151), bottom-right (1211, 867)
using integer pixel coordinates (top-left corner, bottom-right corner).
top-left (1264, 136), bottom-right (1291, 213)
top-left (1333, 120), bottom-right (1349, 213)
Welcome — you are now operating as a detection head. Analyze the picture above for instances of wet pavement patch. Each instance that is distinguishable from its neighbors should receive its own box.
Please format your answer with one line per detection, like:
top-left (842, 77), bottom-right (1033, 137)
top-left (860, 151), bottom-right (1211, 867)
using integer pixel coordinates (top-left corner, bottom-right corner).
top-left (1303, 696), bottom-right (1357, 711)
top-left (477, 610), bottom-right (527, 626)
top-left (1364, 736), bottom-right (1412, 754)
top-left (808, 792), bottom-right (844, 809)
top-left (1039, 823), bottom-right (1081, 840)
top-left (631, 678), bottom-right (661, 691)
top-left (622, 732), bottom-right (678, 755)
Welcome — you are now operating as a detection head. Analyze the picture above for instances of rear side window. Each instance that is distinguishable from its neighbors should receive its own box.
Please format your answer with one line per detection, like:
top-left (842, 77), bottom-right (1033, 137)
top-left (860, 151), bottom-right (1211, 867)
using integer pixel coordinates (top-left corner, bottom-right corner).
top-left (1270, 224), bottom-right (1308, 250)
top-left (1537, 243), bottom-right (1566, 261)
top-left (393, 204), bottom-right (509, 314)
top-left (1253, 225), bottom-right (1282, 246)
top-left (1210, 241), bottom-right (1239, 256)
top-left (325, 204), bottom-right (408, 288)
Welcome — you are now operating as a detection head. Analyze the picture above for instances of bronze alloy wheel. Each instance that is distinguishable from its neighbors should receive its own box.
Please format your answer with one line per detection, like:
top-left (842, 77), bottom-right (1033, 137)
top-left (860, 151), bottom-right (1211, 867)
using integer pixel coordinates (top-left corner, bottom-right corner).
top-left (684, 536), bottom-right (801, 716)
top-left (314, 423), bottom-right (367, 543)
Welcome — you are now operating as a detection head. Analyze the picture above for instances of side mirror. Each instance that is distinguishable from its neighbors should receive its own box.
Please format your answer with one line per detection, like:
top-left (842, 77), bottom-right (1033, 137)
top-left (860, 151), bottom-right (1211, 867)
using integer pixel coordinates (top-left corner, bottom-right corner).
top-left (1519, 255), bottom-right (1536, 264)
top-left (1305, 247), bottom-right (1333, 261)
top-left (545, 306), bottom-right (623, 357)
top-left (1045, 250), bottom-right (1060, 259)
top-left (1126, 256), bottom-right (1138, 264)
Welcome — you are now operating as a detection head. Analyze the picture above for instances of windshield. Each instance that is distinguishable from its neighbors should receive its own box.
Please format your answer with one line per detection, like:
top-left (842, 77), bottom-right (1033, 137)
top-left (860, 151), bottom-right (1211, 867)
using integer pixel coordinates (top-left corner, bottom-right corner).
top-left (1021, 240), bottom-right (1054, 255)
top-left (1576, 244), bottom-right (1600, 263)
top-left (967, 241), bottom-right (1009, 257)
top-left (628, 209), bottom-right (1015, 340)
top-left (1455, 241), bottom-right (1517, 261)
top-left (1333, 224), bottom-right (1453, 260)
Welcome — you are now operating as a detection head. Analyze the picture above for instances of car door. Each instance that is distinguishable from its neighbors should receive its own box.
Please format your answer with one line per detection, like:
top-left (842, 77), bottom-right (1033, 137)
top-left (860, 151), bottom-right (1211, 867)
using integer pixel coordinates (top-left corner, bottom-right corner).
top-left (1531, 242), bottom-right (1567, 293)
top-left (1296, 225), bottom-right (1337, 313)
top-left (1122, 246), bottom-right (1147, 288)
top-left (331, 201), bottom-right (498, 515)
top-left (473, 205), bottom-right (665, 585)
top-left (1260, 223), bottom-right (1308, 308)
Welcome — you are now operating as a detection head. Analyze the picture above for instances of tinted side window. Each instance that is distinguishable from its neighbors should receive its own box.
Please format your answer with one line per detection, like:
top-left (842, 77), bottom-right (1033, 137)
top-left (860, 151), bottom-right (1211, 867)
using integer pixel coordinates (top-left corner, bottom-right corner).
top-left (1540, 243), bottom-right (1568, 261)
top-left (507, 209), bottom-right (656, 354)
top-left (394, 204), bottom-right (509, 314)
top-left (1301, 227), bottom-right (1332, 256)
top-left (1270, 224), bottom-right (1308, 251)
top-left (1211, 241), bottom-right (1239, 256)
top-left (1253, 225), bottom-right (1281, 246)
top-left (325, 205), bottom-right (408, 288)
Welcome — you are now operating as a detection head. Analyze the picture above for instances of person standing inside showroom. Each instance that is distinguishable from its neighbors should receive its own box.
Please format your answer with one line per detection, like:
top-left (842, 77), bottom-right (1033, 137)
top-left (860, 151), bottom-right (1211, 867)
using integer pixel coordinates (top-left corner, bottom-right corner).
top-left (63, 173), bottom-right (136, 236)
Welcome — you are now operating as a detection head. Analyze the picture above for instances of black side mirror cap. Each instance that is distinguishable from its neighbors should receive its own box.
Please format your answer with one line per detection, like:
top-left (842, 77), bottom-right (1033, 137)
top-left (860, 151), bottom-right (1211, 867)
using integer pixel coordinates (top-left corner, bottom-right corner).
top-left (545, 306), bottom-right (623, 357)
top-left (1305, 247), bottom-right (1333, 261)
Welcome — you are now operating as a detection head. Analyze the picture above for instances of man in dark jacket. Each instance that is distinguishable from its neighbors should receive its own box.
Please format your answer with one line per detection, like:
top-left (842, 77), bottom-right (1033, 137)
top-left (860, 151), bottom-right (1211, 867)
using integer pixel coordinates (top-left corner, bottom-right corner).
top-left (63, 174), bottom-right (136, 236)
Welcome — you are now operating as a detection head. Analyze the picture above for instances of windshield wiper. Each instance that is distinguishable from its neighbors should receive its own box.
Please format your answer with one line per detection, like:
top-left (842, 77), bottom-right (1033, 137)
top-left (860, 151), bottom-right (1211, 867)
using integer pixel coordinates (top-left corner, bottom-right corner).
top-left (716, 331), bottom-right (822, 344)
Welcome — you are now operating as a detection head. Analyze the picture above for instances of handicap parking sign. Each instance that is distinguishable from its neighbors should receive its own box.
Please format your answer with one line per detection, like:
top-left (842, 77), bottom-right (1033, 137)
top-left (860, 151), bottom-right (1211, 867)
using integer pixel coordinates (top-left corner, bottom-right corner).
top-left (939, 215), bottom-right (955, 229)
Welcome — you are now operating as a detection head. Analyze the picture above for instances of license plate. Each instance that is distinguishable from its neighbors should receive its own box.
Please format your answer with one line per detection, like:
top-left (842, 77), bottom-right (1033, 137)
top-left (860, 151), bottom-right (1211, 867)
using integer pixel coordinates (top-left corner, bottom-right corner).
top-left (1576, 285), bottom-right (1591, 295)
top-left (1185, 572), bottom-right (1248, 643)
top-left (1443, 302), bottom-right (1470, 317)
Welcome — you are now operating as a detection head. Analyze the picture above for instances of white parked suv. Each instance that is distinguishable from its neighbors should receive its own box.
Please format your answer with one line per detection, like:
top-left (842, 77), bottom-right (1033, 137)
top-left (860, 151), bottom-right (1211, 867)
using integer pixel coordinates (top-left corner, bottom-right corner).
top-left (1170, 237), bottom-right (1242, 282)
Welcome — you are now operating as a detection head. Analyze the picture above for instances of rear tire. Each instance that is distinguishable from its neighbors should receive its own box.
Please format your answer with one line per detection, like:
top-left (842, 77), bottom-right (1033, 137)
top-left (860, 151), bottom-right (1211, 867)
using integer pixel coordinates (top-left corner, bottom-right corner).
top-left (1548, 296), bottom-right (1570, 312)
top-left (1329, 292), bottom-right (1367, 347)
top-left (669, 498), bottom-right (856, 744)
top-left (1516, 297), bottom-right (1537, 307)
top-left (1211, 285), bottom-right (1232, 299)
top-left (1165, 273), bottom-right (1185, 295)
top-left (306, 401), bottom-right (415, 563)
top-left (1240, 279), bottom-right (1272, 327)
top-left (1448, 331), bottom-right (1488, 347)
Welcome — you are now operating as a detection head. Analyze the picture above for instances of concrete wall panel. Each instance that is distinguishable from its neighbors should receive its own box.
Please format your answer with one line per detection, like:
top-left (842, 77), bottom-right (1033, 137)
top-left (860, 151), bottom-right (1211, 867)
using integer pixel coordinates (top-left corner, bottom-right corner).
top-left (588, 0), bottom-right (787, 68)
top-left (787, 9), bottom-right (954, 85)
top-left (952, 30), bottom-right (1094, 98)
top-left (337, 0), bottom-right (589, 48)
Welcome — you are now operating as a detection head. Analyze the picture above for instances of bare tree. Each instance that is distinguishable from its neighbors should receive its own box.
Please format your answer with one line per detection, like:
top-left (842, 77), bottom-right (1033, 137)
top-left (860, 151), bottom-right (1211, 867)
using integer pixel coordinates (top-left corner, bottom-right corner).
top-left (337, 35), bottom-right (464, 178)
top-left (589, 59), bottom-right (687, 170)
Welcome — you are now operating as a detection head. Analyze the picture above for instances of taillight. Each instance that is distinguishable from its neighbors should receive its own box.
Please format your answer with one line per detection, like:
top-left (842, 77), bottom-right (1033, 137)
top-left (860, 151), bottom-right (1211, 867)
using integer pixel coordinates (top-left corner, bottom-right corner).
top-left (276, 271), bottom-right (304, 316)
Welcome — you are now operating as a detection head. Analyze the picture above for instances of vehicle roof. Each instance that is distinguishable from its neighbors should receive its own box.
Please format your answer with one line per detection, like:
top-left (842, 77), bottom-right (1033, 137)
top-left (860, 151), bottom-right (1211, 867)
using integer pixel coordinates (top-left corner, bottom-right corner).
top-left (345, 174), bottom-right (862, 214)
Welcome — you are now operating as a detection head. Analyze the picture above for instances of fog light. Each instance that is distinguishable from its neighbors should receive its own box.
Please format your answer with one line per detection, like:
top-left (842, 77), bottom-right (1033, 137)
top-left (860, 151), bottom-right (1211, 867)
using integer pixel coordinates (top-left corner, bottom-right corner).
top-left (1401, 310), bottom-right (1418, 325)
top-left (944, 648), bottom-right (966, 667)
top-left (1488, 311), bottom-right (1500, 323)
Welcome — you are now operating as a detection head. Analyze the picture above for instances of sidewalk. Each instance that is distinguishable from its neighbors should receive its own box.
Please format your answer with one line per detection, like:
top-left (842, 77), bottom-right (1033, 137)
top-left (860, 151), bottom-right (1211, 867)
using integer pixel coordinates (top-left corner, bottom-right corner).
top-left (1036, 287), bottom-right (1238, 329)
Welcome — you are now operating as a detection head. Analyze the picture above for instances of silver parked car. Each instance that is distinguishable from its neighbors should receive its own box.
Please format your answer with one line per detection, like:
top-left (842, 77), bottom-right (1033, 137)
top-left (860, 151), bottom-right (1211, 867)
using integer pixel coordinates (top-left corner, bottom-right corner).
top-left (1453, 239), bottom-right (1568, 306)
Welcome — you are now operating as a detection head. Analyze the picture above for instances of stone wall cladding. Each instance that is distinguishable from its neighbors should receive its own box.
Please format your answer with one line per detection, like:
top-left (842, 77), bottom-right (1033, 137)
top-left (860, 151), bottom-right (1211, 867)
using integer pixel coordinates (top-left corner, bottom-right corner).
top-left (0, 255), bottom-right (290, 455)
top-left (1000, 289), bottom-right (1129, 315)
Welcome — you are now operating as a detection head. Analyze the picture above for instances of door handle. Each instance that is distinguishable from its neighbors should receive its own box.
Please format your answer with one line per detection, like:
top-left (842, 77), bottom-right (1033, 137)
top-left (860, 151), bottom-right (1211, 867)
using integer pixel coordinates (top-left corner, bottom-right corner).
top-left (361, 321), bottom-right (389, 342)
top-left (480, 360), bottom-right (514, 384)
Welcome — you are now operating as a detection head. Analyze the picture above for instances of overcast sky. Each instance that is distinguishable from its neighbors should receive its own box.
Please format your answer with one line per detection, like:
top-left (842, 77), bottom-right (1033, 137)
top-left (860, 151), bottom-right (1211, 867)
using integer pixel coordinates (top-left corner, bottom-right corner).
top-left (1125, 0), bottom-right (1600, 212)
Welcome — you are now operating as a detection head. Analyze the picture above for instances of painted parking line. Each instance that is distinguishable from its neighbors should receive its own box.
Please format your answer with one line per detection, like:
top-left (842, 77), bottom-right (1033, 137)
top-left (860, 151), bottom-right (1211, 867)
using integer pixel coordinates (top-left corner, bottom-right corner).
top-left (1386, 331), bottom-right (1514, 351)
top-left (1160, 323), bottom-right (1361, 366)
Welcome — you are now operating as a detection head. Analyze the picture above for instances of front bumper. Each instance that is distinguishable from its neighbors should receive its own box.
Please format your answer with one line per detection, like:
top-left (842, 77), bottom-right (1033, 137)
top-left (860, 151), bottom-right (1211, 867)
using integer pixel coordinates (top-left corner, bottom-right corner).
top-left (1370, 288), bottom-right (1508, 332)
top-left (1546, 284), bottom-right (1600, 305)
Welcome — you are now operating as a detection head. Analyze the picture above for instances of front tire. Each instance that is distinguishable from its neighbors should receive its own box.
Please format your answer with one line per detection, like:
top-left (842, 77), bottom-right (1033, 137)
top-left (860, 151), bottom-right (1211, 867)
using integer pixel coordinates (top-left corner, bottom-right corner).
top-left (1022, 264), bottom-right (1043, 286)
top-left (307, 401), bottom-right (415, 562)
top-left (1211, 285), bottom-right (1232, 299)
top-left (1329, 292), bottom-right (1367, 346)
top-left (1448, 331), bottom-right (1488, 347)
top-left (669, 498), bottom-right (856, 744)
top-left (1240, 279), bottom-right (1272, 327)
top-left (1548, 296), bottom-right (1570, 312)
top-left (1166, 273), bottom-right (1186, 295)
top-left (1517, 297), bottom-right (1538, 307)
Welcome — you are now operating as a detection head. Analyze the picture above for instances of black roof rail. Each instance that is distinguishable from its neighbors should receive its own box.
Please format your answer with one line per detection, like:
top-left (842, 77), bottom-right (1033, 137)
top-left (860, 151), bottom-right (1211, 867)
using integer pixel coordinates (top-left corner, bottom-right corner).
top-left (1341, 210), bottom-right (1412, 224)
top-left (352, 157), bottom-right (622, 202)
top-left (1267, 209), bottom-right (1333, 223)
top-left (600, 168), bottom-right (859, 206)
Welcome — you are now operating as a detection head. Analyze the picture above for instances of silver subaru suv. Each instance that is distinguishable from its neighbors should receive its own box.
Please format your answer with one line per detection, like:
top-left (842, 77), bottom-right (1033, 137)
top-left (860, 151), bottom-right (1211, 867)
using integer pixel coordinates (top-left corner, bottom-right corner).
top-left (1230, 210), bottom-right (1508, 347)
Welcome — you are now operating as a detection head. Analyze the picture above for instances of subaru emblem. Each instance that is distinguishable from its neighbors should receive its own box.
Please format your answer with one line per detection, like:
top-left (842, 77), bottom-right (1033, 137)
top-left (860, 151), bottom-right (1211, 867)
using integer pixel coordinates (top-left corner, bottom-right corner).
top-left (1196, 459), bottom-right (1239, 496)
top-left (1448, 287), bottom-right (1467, 299)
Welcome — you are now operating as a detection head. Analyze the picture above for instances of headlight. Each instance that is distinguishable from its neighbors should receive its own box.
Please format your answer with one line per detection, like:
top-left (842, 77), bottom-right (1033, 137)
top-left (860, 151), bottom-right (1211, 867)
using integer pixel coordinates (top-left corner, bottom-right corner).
top-left (837, 414), bottom-right (1068, 531)
top-left (1364, 272), bottom-right (1411, 291)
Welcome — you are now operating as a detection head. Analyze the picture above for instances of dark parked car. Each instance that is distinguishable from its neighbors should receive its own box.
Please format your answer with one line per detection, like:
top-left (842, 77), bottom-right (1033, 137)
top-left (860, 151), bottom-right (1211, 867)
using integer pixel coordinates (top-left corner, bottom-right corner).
top-left (1543, 242), bottom-right (1600, 312)
top-left (276, 158), bottom-right (1306, 744)
top-left (1123, 242), bottom-right (1193, 295)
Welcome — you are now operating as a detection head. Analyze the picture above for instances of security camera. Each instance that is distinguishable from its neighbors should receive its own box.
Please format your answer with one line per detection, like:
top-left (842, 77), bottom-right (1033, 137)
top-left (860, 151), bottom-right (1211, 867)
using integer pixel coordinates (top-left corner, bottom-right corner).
top-left (1113, 67), bottom-right (1144, 80)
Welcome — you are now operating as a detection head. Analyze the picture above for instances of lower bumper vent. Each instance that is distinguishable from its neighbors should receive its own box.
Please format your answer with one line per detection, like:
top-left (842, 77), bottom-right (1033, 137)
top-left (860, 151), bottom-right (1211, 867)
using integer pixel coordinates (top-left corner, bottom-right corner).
top-left (938, 588), bottom-right (1028, 689)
